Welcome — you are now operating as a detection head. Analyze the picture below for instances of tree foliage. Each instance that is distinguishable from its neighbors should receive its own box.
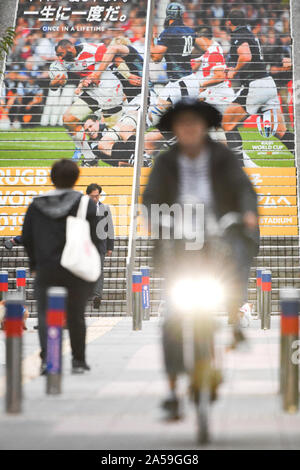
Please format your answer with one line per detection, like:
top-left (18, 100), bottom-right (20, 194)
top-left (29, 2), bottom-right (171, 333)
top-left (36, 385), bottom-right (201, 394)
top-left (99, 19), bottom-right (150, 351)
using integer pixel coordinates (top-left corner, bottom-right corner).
top-left (0, 27), bottom-right (16, 63)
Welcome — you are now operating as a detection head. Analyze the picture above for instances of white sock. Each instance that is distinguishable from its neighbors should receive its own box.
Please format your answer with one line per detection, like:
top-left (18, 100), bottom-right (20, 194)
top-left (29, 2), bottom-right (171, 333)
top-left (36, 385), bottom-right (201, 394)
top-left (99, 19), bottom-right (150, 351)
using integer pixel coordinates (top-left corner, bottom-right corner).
top-left (71, 130), bottom-right (85, 152)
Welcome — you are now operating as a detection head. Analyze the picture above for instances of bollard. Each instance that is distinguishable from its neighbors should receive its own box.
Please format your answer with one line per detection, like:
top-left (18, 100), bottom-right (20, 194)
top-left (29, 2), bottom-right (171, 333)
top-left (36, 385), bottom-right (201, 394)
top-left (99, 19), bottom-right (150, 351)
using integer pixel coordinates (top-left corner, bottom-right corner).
top-left (0, 271), bottom-right (9, 301)
top-left (132, 271), bottom-right (142, 331)
top-left (141, 266), bottom-right (150, 321)
top-left (16, 268), bottom-right (26, 301)
top-left (256, 268), bottom-right (262, 319)
top-left (280, 288), bottom-right (299, 413)
top-left (4, 300), bottom-right (24, 414)
top-left (46, 287), bottom-right (67, 395)
top-left (261, 270), bottom-right (272, 330)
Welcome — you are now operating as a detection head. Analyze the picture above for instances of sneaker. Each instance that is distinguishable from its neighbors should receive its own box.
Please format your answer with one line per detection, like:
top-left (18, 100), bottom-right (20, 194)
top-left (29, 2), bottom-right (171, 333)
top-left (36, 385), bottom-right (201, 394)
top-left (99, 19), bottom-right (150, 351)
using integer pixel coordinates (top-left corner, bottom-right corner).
top-left (239, 303), bottom-right (252, 328)
top-left (72, 359), bottom-right (90, 374)
top-left (143, 153), bottom-right (153, 168)
top-left (72, 149), bottom-right (82, 161)
top-left (230, 326), bottom-right (247, 350)
top-left (81, 159), bottom-right (98, 167)
top-left (12, 120), bottom-right (21, 130)
top-left (40, 361), bottom-right (47, 376)
top-left (161, 395), bottom-right (182, 421)
top-left (4, 238), bottom-right (15, 250)
top-left (93, 296), bottom-right (102, 309)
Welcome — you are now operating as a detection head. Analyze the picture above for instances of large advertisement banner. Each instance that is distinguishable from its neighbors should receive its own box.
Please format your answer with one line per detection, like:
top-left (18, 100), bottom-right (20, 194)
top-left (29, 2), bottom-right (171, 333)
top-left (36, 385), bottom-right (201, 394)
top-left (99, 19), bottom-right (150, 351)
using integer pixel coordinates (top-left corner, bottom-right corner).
top-left (0, 0), bottom-right (294, 169)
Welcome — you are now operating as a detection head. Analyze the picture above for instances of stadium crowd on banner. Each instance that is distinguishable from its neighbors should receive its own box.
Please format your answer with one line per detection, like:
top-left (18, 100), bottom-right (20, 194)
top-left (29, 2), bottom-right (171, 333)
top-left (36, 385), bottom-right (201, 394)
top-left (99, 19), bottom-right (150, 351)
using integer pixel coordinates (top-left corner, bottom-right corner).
top-left (0, 0), bottom-right (293, 132)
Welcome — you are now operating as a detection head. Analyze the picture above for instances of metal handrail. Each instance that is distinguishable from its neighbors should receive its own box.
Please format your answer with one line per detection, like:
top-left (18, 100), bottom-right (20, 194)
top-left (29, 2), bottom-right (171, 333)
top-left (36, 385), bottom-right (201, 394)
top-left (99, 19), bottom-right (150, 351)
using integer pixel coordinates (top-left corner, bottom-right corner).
top-left (126, 0), bottom-right (155, 316)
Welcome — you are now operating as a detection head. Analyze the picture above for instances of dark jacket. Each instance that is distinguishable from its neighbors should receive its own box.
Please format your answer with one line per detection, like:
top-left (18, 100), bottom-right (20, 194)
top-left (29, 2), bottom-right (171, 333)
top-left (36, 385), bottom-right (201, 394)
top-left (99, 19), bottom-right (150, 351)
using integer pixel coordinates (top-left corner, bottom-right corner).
top-left (95, 202), bottom-right (115, 254)
top-left (143, 139), bottom-right (260, 248)
top-left (22, 189), bottom-right (98, 272)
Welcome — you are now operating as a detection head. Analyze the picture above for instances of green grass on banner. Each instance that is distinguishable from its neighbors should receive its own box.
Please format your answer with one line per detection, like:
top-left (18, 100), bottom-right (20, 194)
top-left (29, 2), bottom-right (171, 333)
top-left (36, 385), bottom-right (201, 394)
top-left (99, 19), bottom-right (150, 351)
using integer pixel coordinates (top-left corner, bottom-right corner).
top-left (0, 126), bottom-right (295, 168)
top-left (0, 127), bottom-right (109, 167)
top-left (239, 127), bottom-right (294, 167)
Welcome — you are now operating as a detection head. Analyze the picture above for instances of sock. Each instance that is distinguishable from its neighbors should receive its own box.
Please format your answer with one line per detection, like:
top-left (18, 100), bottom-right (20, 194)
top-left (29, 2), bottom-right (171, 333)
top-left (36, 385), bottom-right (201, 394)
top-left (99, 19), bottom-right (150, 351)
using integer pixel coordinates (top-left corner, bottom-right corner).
top-left (279, 131), bottom-right (295, 153)
top-left (70, 130), bottom-right (85, 151)
top-left (225, 128), bottom-right (244, 164)
top-left (81, 138), bottom-right (96, 161)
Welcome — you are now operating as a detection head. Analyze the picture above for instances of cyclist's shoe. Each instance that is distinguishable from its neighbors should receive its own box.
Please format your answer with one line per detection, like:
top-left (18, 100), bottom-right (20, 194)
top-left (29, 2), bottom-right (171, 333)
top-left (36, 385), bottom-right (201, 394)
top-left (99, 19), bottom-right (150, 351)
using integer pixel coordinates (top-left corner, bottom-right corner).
top-left (210, 368), bottom-right (223, 402)
top-left (71, 149), bottom-right (82, 161)
top-left (230, 326), bottom-right (247, 350)
top-left (161, 395), bottom-right (182, 421)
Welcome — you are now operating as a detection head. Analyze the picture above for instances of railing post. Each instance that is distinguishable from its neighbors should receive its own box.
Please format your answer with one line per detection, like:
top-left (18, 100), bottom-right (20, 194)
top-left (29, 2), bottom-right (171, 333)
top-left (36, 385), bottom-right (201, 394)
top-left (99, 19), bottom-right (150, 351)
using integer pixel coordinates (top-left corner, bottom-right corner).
top-left (4, 300), bottom-right (24, 414)
top-left (256, 268), bottom-right (262, 319)
top-left (141, 266), bottom-right (150, 320)
top-left (280, 288), bottom-right (299, 413)
top-left (16, 268), bottom-right (26, 301)
top-left (0, 271), bottom-right (9, 301)
top-left (46, 287), bottom-right (67, 395)
top-left (261, 270), bottom-right (272, 330)
top-left (132, 271), bottom-right (142, 331)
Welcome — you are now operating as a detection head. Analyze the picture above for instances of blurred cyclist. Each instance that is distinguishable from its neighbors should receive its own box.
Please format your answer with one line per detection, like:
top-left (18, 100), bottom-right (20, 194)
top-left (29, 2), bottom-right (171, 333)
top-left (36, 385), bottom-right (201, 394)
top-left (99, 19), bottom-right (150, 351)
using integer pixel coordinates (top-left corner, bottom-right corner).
top-left (143, 99), bottom-right (259, 419)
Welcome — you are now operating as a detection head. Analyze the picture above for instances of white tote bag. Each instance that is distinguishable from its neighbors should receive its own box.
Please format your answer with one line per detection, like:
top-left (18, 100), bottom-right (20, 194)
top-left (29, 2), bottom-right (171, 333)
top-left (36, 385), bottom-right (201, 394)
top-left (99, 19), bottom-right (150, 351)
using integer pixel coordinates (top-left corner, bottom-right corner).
top-left (61, 195), bottom-right (101, 282)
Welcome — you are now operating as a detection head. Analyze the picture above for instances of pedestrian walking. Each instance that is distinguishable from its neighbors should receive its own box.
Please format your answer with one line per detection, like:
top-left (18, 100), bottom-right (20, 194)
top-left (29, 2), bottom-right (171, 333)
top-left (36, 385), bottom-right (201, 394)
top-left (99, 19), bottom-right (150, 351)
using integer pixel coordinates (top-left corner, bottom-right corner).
top-left (86, 183), bottom-right (115, 310)
top-left (22, 159), bottom-right (99, 374)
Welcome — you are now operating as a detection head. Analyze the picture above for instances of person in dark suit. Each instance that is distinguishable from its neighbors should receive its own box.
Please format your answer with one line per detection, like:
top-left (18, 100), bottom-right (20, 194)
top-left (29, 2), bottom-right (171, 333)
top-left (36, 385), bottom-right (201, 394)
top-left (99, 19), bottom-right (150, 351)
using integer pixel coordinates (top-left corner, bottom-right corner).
top-left (143, 99), bottom-right (260, 419)
top-left (86, 183), bottom-right (115, 310)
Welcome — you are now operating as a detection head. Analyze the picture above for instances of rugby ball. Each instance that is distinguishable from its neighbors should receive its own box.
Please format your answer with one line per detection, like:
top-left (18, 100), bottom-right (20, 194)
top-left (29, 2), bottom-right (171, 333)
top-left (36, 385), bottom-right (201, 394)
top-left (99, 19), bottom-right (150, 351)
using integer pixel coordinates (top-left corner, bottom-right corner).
top-left (49, 61), bottom-right (68, 84)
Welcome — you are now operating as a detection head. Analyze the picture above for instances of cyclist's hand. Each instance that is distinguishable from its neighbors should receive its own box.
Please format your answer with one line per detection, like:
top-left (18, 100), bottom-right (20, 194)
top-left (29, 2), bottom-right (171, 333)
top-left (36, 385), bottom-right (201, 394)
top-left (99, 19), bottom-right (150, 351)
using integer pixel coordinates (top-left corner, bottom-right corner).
top-left (243, 211), bottom-right (258, 230)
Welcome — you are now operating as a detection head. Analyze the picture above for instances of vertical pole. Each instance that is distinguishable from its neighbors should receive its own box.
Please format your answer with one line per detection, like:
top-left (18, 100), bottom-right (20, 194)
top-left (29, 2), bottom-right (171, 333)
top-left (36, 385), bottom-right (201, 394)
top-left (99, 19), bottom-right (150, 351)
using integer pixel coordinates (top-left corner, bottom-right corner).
top-left (141, 266), bottom-right (150, 320)
top-left (126, 0), bottom-right (155, 316)
top-left (4, 300), bottom-right (24, 414)
top-left (16, 268), bottom-right (26, 301)
top-left (280, 288), bottom-right (299, 413)
top-left (261, 270), bottom-right (272, 330)
top-left (132, 271), bottom-right (142, 331)
top-left (0, 271), bottom-right (8, 302)
top-left (290, 0), bottom-right (300, 242)
top-left (46, 287), bottom-right (67, 395)
top-left (256, 268), bottom-right (262, 319)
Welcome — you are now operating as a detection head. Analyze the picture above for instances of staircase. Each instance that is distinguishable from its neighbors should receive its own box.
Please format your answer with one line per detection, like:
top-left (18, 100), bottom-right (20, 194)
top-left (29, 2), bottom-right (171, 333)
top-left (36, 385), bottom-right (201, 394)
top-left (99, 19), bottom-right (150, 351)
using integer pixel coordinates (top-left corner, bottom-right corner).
top-left (1, 235), bottom-right (299, 316)
top-left (0, 236), bottom-right (128, 316)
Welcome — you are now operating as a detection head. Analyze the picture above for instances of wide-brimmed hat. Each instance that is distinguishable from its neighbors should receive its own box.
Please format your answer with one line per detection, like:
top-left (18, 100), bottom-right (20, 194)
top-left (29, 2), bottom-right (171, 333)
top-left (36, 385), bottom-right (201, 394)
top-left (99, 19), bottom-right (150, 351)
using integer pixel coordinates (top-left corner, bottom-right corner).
top-left (158, 99), bottom-right (222, 132)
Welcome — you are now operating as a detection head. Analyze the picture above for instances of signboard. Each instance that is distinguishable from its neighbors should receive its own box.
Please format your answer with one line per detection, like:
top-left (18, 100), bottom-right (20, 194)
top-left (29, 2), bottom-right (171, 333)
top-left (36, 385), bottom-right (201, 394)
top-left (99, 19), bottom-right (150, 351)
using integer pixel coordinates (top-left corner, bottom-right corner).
top-left (0, 0), bottom-right (294, 170)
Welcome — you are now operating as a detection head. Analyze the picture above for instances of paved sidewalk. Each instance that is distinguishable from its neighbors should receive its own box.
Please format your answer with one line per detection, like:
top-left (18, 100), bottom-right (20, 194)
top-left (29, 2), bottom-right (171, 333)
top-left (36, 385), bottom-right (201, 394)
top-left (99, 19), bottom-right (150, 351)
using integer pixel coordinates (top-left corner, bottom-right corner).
top-left (0, 316), bottom-right (300, 450)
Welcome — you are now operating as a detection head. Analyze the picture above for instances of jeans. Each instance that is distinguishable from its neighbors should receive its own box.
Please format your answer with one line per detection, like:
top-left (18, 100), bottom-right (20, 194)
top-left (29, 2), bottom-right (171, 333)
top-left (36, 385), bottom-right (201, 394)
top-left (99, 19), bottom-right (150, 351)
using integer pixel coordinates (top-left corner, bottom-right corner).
top-left (35, 266), bottom-right (94, 362)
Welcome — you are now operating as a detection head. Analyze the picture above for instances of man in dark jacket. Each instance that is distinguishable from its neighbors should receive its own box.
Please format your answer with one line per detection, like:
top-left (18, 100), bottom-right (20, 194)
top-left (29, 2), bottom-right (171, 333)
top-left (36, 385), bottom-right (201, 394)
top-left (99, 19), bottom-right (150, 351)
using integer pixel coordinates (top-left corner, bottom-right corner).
top-left (22, 159), bottom-right (99, 375)
top-left (86, 183), bottom-right (115, 309)
top-left (143, 99), bottom-right (260, 419)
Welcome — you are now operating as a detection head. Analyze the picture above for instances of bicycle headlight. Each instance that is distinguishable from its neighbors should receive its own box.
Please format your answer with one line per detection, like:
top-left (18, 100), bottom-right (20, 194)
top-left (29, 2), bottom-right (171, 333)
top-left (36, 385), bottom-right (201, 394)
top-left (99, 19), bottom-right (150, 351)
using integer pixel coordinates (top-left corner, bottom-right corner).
top-left (171, 278), bottom-right (224, 312)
